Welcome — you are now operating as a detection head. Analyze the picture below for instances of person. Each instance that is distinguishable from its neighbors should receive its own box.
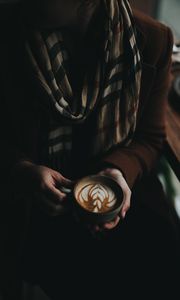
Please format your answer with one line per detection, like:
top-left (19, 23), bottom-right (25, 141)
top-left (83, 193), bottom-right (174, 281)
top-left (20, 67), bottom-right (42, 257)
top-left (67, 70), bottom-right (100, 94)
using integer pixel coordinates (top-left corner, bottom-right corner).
top-left (0, 0), bottom-right (179, 299)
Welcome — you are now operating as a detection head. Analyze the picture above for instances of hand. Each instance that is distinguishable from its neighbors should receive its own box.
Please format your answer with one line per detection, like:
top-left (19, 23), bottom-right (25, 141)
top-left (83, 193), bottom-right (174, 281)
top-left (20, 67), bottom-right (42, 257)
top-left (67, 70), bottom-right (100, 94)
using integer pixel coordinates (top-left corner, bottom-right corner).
top-left (91, 167), bottom-right (131, 232)
top-left (11, 160), bottom-right (73, 217)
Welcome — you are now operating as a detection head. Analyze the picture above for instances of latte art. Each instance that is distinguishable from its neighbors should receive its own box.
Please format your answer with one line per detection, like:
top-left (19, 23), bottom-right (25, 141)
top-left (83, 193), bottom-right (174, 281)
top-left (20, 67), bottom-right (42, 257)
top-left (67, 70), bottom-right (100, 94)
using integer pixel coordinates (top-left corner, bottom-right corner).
top-left (77, 183), bottom-right (117, 213)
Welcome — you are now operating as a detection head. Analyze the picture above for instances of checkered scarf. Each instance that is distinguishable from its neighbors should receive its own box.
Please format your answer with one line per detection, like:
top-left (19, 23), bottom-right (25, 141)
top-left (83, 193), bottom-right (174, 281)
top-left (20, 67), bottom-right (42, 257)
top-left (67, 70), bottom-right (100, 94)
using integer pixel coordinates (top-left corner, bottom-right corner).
top-left (25, 0), bottom-right (142, 176)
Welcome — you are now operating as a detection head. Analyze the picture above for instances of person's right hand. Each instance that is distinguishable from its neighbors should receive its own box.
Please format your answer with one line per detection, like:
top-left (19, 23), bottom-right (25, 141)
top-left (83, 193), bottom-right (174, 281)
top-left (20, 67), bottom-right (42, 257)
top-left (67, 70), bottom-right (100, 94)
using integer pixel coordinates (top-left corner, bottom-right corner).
top-left (11, 160), bottom-right (73, 216)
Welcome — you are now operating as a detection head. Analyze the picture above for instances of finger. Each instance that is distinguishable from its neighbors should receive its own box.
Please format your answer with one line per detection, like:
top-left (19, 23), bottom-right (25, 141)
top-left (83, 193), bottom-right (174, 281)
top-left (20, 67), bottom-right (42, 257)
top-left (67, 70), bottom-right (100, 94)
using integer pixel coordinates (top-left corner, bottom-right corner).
top-left (53, 171), bottom-right (73, 188)
top-left (103, 216), bottom-right (120, 230)
top-left (34, 191), bottom-right (66, 216)
top-left (120, 191), bottom-right (131, 219)
top-left (88, 224), bottom-right (103, 233)
top-left (45, 185), bottom-right (67, 204)
top-left (59, 186), bottom-right (72, 194)
top-left (120, 201), bottom-right (130, 219)
top-left (94, 225), bottom-right (102, 232)
top-left (90, 225), bottom-right (101, 232)
top-left (98, 170), bottom-right (106, 176)
top-left (98, 168), bottom-right (123, 180)
top-left (98, 169), bottom-right (131, 219)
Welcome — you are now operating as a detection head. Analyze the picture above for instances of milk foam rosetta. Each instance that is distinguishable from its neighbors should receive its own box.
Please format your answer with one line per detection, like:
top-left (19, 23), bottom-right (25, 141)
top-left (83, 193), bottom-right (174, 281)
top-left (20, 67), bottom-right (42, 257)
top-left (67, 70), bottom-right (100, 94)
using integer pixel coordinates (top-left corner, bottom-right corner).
top-left (77, 183), bottom-right (117, 213)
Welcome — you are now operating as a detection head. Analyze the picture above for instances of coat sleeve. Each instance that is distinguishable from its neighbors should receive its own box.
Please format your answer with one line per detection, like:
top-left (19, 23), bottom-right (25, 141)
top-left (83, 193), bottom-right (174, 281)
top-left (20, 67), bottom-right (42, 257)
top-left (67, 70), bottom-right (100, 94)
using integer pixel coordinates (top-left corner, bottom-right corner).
top-left (90, 26), bottom-right (174, 189)
top-left (0, 85), bottom-right (36, 184)
top-left (0, 122), bottom-right (35, 186)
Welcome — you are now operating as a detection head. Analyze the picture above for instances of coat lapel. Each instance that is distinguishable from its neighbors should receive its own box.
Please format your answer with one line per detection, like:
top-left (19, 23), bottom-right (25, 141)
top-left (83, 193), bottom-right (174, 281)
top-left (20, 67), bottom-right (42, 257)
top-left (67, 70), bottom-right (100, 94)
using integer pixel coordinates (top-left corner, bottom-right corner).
top-left (134, 18), bottom-right (157, 123)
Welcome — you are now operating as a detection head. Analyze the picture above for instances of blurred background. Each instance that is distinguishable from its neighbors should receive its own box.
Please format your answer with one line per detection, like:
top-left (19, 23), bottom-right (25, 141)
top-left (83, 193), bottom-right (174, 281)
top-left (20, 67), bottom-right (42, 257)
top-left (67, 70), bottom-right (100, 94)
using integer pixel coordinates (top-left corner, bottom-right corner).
top-left (131, 0), bottom-right (180, 39)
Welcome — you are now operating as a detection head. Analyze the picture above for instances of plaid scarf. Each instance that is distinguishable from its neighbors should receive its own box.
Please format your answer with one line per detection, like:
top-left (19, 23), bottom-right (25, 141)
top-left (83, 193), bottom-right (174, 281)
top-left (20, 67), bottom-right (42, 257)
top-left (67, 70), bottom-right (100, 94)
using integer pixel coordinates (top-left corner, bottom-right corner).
top-left (25, 0), bottom-right (142, 176)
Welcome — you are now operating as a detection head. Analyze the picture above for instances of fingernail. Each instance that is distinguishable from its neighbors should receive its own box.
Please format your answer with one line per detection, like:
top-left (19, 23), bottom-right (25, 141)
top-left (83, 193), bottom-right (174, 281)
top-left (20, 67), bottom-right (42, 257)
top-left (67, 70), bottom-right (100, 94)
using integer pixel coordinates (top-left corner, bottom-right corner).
top-left (122, 211), bottom-right (126, 218)
top-left (60, 187), bottom-right (72, 194)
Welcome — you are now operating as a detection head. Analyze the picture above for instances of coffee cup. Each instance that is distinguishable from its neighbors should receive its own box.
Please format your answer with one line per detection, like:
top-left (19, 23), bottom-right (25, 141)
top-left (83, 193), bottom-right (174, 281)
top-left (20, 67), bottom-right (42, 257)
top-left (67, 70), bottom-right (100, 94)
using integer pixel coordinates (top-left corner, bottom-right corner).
top-left (73, 175), bottom-right (123, 224)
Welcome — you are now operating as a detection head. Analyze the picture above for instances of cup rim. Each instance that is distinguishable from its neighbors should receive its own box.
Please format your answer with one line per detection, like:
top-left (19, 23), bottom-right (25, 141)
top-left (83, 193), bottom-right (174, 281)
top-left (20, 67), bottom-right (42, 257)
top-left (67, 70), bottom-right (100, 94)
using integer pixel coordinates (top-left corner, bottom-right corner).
top-left (73, 174), bottom-right (123, 216)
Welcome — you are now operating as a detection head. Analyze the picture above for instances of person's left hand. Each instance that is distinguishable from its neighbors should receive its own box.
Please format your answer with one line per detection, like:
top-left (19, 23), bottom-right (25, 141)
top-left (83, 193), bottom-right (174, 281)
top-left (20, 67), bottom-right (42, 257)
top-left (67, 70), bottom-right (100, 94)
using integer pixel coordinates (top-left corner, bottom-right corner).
top-left (90, 167), bottom-right (131, 232)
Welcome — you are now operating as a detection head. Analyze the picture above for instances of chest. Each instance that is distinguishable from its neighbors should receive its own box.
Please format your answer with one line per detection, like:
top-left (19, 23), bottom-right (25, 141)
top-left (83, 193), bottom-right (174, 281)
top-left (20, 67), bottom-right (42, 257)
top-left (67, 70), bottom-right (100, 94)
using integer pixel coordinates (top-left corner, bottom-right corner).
top-left (61, 30), bottom-right (103, 97)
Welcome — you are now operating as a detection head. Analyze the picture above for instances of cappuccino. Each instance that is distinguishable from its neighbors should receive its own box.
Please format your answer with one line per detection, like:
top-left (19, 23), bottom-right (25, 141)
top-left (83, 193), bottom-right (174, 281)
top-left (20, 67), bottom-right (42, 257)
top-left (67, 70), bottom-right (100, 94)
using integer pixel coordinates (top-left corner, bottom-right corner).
top-left (76, 182), bottom-right (117, 213)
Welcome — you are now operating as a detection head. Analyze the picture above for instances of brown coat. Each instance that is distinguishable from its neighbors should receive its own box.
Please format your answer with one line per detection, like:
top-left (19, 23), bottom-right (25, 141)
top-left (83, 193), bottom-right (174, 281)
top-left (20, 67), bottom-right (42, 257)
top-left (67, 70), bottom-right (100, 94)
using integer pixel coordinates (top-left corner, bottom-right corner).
top-left (0, 6), bottom-right (173, 192)
top-left (95, 10), bottom-right (174, 188)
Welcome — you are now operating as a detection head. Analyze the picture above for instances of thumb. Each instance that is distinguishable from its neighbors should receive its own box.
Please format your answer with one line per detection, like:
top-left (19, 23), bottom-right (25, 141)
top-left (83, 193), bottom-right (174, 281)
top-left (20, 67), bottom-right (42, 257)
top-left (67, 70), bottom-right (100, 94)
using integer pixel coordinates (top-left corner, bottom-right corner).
top-left (120, 192), bottom-right (131, 219)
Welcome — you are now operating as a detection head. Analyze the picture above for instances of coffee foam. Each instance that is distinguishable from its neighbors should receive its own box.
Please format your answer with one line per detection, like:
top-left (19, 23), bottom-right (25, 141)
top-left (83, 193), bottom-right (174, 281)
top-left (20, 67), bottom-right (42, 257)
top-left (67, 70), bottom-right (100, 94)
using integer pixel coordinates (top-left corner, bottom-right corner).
top-left (77, 183), bottom-right (117, 213)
